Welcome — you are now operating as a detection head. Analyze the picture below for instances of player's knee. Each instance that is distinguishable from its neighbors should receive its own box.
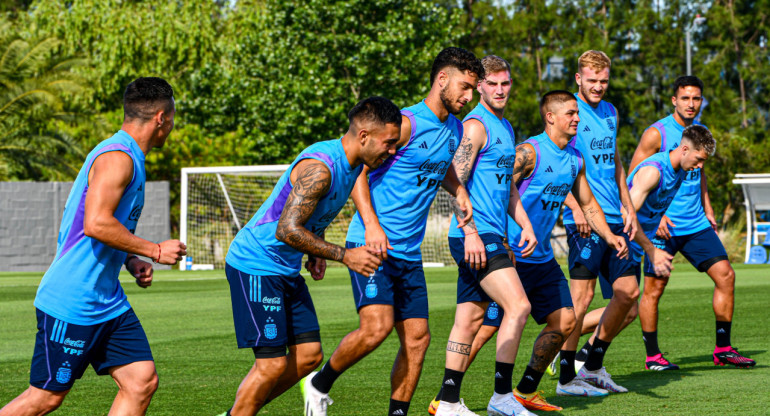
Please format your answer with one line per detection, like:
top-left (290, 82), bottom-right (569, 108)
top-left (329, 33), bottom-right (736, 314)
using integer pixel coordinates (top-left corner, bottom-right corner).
top-left (302, 350), bottom-right (324, 373)
top-left (717, 267), bottom-right (736, 289)
top-left (616, 286), bottom-right (640, 305)
top-left (574, 292), bottom-right (594, 313)
top-left (504, 299), bottom-right (530, 322)
top-left (30, 389), bottom-right (66, 413)
top-left (560, 311), bottom-right (577, 337)
top-left (405, 327), bottom-right (431, 356)
top-left (123, 371), bottom-right (159, 400)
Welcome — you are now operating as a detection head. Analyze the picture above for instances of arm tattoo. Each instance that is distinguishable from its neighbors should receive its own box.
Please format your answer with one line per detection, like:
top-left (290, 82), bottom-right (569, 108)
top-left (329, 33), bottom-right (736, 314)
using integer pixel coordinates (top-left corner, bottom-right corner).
top-left (276, 162), bottom-right (346, 262)
top-left (449, 133), bottom-right (478, 230)
top-left (447, 341), bottom-right (472, 355)
top-left (513, 144), bottom-right (535, 185)
top-left (583, 206), bottom-right (601, 232)
top-left (453, 134), bottom-right (475, 185)
top-left (528, 330), bottom-right (565, 372)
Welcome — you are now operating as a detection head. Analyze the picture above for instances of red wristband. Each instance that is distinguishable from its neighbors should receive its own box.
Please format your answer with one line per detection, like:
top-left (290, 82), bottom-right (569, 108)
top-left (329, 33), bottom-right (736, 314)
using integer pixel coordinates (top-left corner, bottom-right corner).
top-left (155, 244), bottom-right (161, 263)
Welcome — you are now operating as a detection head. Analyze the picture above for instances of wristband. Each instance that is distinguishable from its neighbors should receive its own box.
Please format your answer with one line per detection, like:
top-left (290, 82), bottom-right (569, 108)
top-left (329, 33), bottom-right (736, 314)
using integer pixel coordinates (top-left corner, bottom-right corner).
top-left (154, 244), bottom-right (161, 264)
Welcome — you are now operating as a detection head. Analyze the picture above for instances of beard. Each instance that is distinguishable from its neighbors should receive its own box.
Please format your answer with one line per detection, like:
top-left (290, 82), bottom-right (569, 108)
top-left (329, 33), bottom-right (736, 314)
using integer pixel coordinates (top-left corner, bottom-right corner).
top-left (440, 86), bottom-right (462, 115)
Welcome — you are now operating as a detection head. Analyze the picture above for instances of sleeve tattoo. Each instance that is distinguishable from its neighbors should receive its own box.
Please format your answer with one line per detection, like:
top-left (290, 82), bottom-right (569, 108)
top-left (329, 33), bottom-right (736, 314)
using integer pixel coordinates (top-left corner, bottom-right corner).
top-left (513, 144), bottom-right (535, 185)
top-left (275, 162), bottom-right (346, 262)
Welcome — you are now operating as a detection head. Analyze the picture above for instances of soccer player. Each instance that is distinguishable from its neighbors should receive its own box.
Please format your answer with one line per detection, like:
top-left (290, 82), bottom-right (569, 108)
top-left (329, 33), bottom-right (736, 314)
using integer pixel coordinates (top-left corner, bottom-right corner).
top-left (508, 91), bottom-right (629, 412)
top-left (0, 77), bottom-right (187, 416)
top-left (432, 55), bottom-right (537, 416)
top-left (220, 97), bottom-right (401, 416)
top-left (558, 50), bottom-right (640, 395)
top-left (303, 47), bottom-right (482, 416)
top-left (630, 76), bottom-right (756, 370)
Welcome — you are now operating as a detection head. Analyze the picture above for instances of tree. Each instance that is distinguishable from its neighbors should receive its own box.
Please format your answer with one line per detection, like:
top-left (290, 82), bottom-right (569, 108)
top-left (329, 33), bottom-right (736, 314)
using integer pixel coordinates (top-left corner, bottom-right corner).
top-left (0, 19), bottom-right (88, 180)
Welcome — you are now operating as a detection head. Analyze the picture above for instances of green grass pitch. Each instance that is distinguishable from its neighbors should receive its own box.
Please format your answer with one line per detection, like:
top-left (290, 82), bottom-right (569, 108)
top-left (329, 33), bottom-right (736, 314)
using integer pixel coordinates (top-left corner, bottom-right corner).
top-left (1, 263), bottom-right (768, 415)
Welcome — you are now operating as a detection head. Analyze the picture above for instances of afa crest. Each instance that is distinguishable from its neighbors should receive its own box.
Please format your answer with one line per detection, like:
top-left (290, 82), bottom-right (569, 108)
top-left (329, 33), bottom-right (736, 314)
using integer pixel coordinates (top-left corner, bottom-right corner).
top-left (264, 317), bottom-right (278, 340)
top-left (487, 305), bottom-right (499, 320)
top-left (56, 362), bottom-right (72, 384)
top-left (365, 277), bottom-right (378, 298)
top-left (580, 246), bottom-right (592, 260)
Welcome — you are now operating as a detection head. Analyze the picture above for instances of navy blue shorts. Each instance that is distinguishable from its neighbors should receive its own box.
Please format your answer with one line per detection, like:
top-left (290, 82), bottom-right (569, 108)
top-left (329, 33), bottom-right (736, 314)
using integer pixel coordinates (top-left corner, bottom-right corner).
top-left (567, 223), bottom-right (637, 284)
top-left (30, 308), bottom-right (153, 391)
top-left (226, 263), bottom-right (320, 351)
top-left (483, 301), bottom-right (503, 327)
top-left (645, 227), bottom-right (729, 277)
top-left (517, 258), bottom-right (574, 325)
top-left (347, 242), bottom-right (429, 321)
top-left (449, 233), bottom-right (514, 304)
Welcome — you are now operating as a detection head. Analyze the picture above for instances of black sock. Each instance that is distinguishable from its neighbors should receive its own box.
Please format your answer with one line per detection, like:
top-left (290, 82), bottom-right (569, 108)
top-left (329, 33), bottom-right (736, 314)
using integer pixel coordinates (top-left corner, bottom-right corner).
top-left (434, 385), bottom-right (443, 401)
top-left (584, 337), bottom-right (611, 371)
top-left (559, 350), bottom-right (577, 385)
top-left (642, 331), bottom-right (661, 356)
top-left (226, 409), bottom-right (232, 416)
top-left (516, 365), bottom-right (544, 395)
top-left (716, 321), bottom-right (732, 348)
top-left (440, 368), bottom-right (465, 403)
top-left (494, 361), bottom-right (514, 395)
top-left (389, 399), bottom-right (410, 415)
top-left (575, 340), bottom-right (591, 361)
top-left (311, 361), bottom-right (342, 394)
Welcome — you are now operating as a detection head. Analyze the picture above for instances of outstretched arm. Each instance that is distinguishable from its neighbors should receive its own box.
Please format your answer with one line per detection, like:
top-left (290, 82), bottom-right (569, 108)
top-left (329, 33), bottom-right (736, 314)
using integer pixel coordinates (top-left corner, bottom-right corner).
top-left (571, 162), bottom-right (628, 259)
top-left (276, 159), bottom-right (380, 276)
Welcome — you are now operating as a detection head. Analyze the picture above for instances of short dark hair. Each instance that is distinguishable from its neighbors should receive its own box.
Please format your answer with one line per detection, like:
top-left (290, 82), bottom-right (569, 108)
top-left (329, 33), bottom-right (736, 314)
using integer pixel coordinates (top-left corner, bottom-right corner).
top-left (681, 125), bottom-right (715, 155)
top-left (123, 77), bottom-right (174, 120)
top-left (672, 75), bottom-right (704, 96)
top-left (539, 90), bottom-right (576, 123)
top-left (348, 96), bottom-right (401, 127)
top-left (430, 47), bottom-right (485, 85)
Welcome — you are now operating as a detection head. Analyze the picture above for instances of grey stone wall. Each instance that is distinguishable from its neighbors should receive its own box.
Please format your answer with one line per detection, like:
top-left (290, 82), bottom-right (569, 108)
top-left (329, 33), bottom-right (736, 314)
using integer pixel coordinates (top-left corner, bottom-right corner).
top-left (0, 181), bottom-right (170, 272)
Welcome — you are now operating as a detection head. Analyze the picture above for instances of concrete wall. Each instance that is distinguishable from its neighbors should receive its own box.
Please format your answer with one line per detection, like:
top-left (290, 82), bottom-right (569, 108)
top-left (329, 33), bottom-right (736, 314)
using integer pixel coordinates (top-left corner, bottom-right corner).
top-left (0, 181), bottom-right (170, 272)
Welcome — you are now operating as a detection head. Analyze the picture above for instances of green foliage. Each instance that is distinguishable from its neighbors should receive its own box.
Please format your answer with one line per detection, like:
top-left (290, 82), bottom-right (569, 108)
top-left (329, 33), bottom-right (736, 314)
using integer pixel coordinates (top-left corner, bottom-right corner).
top-left (211, 0), bottom-right (465, 164)
top-left (0, 19), bottom-right (90, 180)
top-left (3, 0), bottom-right (770, 229)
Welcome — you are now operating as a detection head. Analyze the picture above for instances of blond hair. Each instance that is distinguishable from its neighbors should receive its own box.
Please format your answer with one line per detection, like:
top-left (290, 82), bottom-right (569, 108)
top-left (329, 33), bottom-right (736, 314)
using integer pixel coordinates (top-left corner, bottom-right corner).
top-left (578, 50), bottom-right (611, 72)
top-left (481, 55), bottom-right (511, 77)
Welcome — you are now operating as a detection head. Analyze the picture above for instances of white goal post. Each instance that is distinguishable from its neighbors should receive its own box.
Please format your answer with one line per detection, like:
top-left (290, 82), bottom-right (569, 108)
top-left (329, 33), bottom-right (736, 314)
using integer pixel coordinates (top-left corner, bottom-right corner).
top-left (179, 165), bottom-right (457, 270)
top-left (732, 173), bottom-right (770, 263)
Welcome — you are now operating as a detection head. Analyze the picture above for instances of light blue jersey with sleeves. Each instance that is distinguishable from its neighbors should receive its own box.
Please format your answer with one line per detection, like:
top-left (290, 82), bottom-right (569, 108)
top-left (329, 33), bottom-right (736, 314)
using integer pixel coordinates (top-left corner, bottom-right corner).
top-left (448, 104), bottom-right (516, 238)
top-left (34, 130), bottom-right (146, 325)
top-left (508, 132), bottom-right (583, 263)
top-left (227, 139), bottom-right (362, 276)
top-left (627, 151), bottom-right (686, 260)
top-left (564, 94), bottom-right (622, 225)
top-left (648, 115), bottom-right (710, 235)
top-left (346, 100), bottom-right (461, 261)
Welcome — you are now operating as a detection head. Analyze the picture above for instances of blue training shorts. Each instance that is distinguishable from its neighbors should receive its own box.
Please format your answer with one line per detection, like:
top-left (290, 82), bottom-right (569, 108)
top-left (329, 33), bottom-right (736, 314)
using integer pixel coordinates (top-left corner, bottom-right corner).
top-left (347, 242), bottom-right (429, 321)
top-left (30, 308), bottom-right (153, 391)
top-left (645, 226), bottom-right (729, 277)
top-left (449, 233), bottom-right (514, 304)
top-left (516, 258), bottom-right (574, 325)
top-left (225, 263), bottom-right (320, 353)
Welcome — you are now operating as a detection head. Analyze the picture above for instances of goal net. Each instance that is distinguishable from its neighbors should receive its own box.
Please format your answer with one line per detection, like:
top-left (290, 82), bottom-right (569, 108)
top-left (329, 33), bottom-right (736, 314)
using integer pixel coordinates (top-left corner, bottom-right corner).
top-left (180, 165), bottom-right (457, 270)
